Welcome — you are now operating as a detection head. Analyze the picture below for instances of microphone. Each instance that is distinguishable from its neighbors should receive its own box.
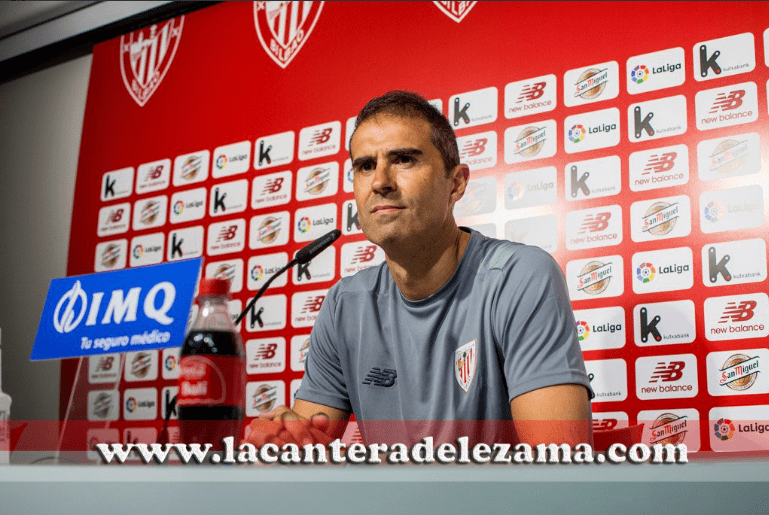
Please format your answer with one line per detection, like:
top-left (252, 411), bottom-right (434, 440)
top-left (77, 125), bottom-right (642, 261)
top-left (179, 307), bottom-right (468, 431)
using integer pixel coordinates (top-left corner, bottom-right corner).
top-left (234, 229), bottom-right (341, 326)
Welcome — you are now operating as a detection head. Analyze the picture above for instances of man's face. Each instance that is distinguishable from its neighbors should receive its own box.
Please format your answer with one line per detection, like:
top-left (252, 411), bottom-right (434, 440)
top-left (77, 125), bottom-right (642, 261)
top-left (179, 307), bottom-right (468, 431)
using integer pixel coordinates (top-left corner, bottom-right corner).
top-left (350, 114), bottom-right (464, 250)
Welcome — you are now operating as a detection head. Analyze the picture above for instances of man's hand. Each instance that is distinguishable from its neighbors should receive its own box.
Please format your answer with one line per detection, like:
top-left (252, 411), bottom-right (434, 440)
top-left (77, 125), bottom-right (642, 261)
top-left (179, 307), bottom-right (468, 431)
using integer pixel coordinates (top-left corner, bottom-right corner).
top-left (244, 406), bottom-right (335, 448)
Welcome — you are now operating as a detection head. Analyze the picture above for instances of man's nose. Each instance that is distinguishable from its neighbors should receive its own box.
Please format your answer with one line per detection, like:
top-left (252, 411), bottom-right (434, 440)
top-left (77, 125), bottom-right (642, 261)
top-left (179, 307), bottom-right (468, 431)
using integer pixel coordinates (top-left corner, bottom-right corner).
top-left (371, 162), bottom-right (397, 194)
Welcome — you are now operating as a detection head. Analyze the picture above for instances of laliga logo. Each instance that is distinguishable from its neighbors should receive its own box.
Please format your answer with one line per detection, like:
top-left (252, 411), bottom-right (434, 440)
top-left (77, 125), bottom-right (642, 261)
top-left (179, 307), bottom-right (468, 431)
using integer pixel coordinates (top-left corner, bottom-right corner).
top-left (216, 155), bottom-right (227, 169)
top-left (568, 124), bottom-right (586, 143)
top-left (631, 65), bottom-right (649, 84)
top-left (53, 280), bottom-right (176, 334)
top-left (636, 262), bottom-right (656, 283)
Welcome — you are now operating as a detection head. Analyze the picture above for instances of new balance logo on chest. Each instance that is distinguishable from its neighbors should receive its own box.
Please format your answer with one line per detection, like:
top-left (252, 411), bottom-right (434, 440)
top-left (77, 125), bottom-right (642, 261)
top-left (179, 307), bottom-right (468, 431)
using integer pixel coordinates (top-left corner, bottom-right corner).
top-left (363, 367), bottom-right (397, 387)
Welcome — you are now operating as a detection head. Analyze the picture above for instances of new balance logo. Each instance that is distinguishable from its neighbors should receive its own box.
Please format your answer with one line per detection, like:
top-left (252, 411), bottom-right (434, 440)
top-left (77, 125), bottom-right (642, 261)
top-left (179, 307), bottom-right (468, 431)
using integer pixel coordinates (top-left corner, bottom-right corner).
top-left (578, 213), bottom-right (610, 234)
top-left (708, 247), bottom-right (731, 283)
top-left (146, 166), bottom-right (163, 180)
top-left (461, 138), bottom-right (487, 157)
top-left (517, 82), bottom-right (546, 103)
top-left (108, 209), bottom-right (124, 223)
top-left (699, 45), bottom-right (721, 78)
top-left (258, 140), bottom-right (272, 166)
top-left (352, 246), bottom-right (377, 264)
top-left (592, 419), bottom-right (618, 431)
top-left (256, 343), bottom-right (278, 360)
top-left (649, 361), bottom-right (685, 383)
top-left (262, 178), bottom-right (284, 194)
top-left (570, 165), bottom-right (590, 198)
top-left (96, 357), bottom-right (114, 371)
top-left (709, 90), bottom-right (744, 113)
top-left (217, 225), bottom-right (238, 242)
top-left (362, 367), bottom-right (397, 387)
top-left (634, 106), bottom-right (655, 138)
top-left (719, 301), bottom-right (756, 323)
top-left (302, 296), bottom-right (325, 313)
top-left (310, 128), bottom-right (333, 145)
top-left (640, 307), bottom-right (661, 343)
top-left (644, 153), bottom-right (676, 175)
top-left (453, 97), bottom-right (470, 126)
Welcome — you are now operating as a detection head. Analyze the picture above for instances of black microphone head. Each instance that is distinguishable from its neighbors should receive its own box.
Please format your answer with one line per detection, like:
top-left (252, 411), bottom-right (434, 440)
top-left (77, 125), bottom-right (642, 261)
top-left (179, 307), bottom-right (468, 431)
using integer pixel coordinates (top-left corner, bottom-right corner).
top-left (296, 229), bottom-right (341, 264)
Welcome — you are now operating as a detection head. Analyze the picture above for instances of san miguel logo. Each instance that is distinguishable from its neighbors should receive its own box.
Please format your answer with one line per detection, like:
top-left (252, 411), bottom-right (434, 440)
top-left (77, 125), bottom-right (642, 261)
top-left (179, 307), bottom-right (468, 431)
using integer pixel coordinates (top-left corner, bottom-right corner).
top-left (719, 353), bottom-right (760, 392)
top-left (577, 261), bottom-right (613, 294)
top-left (120, 17), bottom-right (184, 107)
top-left (433, 1), bottom-right (477, 23)
top-left (253, 1), bottom-right (324, 69)
top-left (650, 413), bottom-right (688, 445)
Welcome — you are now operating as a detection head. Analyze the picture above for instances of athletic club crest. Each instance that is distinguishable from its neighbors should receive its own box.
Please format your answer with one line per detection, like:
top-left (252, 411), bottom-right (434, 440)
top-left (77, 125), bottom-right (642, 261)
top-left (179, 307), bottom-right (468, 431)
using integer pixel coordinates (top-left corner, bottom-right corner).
top-left (119, 17), bottom-right (184, 107)
top-left (254, 1), bottom-right (324, 69)
top-left (455, 339), bottom-right (477, 393)
top-left (433, 1), bottom-right (477, 23)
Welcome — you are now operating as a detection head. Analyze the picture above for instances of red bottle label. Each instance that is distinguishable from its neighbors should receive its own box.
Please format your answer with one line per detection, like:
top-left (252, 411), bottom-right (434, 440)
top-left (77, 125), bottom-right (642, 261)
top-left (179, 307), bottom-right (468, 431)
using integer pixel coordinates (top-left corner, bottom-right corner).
top-left (177, 355), bottom-right (245, 407)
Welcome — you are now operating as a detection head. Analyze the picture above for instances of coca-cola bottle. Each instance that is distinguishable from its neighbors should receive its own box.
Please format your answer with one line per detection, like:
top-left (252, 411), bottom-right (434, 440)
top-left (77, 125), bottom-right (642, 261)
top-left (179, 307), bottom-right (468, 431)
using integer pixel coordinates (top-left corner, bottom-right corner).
top-left (178, 278), bottom-right (245, 449)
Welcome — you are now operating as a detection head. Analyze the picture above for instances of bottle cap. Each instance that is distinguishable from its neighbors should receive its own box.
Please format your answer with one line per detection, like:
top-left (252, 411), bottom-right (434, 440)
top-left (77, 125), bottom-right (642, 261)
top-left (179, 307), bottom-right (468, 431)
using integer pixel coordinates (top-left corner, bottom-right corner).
top-left (198, 278), bottom-right (231, 297)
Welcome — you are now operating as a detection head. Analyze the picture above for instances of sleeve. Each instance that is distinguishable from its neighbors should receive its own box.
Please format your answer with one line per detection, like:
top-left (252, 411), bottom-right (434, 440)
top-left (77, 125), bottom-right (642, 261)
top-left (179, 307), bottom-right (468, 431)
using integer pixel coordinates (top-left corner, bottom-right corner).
top-left (294, 286), bottom-right (352, 412)
top-left (492, 245), bottom-right (593, 402)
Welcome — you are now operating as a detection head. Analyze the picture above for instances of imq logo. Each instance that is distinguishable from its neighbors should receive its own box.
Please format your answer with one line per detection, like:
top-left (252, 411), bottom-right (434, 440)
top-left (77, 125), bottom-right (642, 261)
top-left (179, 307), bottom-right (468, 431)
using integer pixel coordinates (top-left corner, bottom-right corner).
top-left (254, 131), bottom-right (294, 170)
top-left (628, 95), bottom-right (687, 142)
top-left (694, 32), bottom-right (755, 81)
top-left (210, 179), bottom-right (248, 217)
top-left (702, 239), bottom-right (767, 287)
top-left (504, 74), bottom-right (556, 119)
top-left (636, 354), bottom-right (698, 400)
top-left (172, 150), bottom-right (209, 187)
top-left (707, 349), bottom-right (769, 397)
top-left (120, 17), bottom-right (184, 107)
top-left (630, 195), bottom-right (691, 243)
top-left (52, 279), bottom-right (177, 335)
top-left (253, 1), bottom-right (324, 69)
top-left (101, 167), bottom-right (133, 202)
top-left (628, 144), bottom-right (689, 192)
top-left (565, 205), bottom-right (622, 250)
top-left (449, 87), bottom-right (497, 129)
top-left (699, 185), bottom-right (764, 234)
top-left (697, 132), bottom-right (760, 182)
top-left (504, 120), bottom-right (556, 164)
top-left (696, 82), bottom-right (758, 130)
top-left (457, 131), bottom-right (497, 170)
top-left (704, 293), bottom-right (769, 341)
top-left (564, 61), bottom-right (619, 107)
top-left (633, 300), bottom-right (696, 347)
top-left (566, 255), bottom-right (624, 301)
top-left (565, 156), bottom-right (621, 201)
top-left (564, 107), bottom-right (620, 153)
top-left (167, 226), bottom-right (204, 261)
top-left (626, 47), bottom-right (685, 94)
top-left (632, 246), bottom-right (693, 294)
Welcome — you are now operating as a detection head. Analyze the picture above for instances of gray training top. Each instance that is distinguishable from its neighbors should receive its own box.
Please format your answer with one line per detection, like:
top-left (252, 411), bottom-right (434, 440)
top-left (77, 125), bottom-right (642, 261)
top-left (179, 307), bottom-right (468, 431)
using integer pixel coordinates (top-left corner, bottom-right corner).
top-left (295, 229), bottom-right (591, 435)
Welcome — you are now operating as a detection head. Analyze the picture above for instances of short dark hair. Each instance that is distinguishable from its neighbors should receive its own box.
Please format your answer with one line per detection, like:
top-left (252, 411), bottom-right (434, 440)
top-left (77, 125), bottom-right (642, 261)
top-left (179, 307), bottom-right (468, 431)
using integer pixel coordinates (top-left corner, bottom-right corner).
top-left (351, 91), bottom-right (460, 173)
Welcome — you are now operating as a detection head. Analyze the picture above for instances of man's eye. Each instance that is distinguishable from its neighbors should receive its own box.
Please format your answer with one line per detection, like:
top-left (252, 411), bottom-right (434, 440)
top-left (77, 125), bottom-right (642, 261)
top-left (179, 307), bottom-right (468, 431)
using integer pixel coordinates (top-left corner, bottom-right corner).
top-left (395, 155), bottom-right (413, 165)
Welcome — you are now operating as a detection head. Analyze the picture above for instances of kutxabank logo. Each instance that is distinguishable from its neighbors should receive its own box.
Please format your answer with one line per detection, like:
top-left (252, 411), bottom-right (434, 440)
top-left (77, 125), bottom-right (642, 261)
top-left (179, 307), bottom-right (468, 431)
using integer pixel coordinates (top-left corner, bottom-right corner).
top-left (254, 1), bottom-right (324, 69)
top-left (120, 17), bottom-right (184, 107)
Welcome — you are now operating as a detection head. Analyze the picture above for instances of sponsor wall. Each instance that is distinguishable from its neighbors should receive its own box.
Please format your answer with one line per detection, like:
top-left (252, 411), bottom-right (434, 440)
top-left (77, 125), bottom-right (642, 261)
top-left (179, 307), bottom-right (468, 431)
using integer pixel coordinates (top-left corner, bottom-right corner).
top-left (64, 1), bottom-right (769, 454)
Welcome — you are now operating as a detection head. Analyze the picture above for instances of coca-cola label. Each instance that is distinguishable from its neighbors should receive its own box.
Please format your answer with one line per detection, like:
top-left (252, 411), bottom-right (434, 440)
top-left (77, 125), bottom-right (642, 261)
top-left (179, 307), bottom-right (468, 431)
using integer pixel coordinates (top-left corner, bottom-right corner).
top-left (177, 355), bottom-right (244, 407)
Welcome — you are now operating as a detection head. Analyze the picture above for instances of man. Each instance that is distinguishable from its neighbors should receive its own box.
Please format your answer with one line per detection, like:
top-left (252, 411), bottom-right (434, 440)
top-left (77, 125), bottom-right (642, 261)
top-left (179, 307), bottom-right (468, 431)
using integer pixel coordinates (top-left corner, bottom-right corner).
top-left (247, 91), bottom-right (592, 449)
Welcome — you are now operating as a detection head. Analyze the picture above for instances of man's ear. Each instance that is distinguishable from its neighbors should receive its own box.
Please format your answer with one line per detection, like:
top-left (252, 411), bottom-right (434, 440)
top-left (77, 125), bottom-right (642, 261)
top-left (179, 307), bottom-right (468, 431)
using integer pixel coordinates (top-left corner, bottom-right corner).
top-left (449, 164), bottom-right (470, 204)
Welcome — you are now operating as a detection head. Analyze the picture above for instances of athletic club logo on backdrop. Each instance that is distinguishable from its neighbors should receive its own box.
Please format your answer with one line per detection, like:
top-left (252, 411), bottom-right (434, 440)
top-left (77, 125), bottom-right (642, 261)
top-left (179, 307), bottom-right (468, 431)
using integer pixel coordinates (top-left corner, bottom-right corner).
top-left (119, 17), bottom-right (184, 107)
top-left (433, 1), bottom-right (477, 23)
top-left (254, 1), bottom-right (324, 68)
